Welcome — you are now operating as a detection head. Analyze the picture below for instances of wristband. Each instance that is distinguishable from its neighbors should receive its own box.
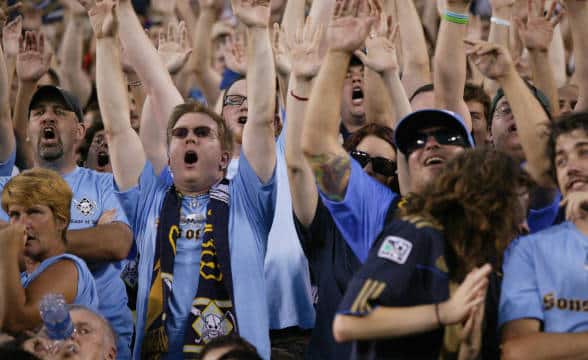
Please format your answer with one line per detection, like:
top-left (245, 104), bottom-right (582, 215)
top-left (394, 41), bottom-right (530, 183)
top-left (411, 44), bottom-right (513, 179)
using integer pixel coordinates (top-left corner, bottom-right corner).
top-left (290, 90), bottom-right (309, 101)
top-left (443, 10), bottom-right (469, 25)
top-left (491, 16), bottom-right (511, 27)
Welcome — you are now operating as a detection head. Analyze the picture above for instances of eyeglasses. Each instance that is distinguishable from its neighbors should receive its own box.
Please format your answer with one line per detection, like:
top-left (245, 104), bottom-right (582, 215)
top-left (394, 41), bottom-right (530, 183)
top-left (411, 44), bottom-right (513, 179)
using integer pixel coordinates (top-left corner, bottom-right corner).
top-left (494, 104), bottom-right (513, 117)
top-left (405, 130), bottom-right (468, 155)
top-left (170, 126), bottom-right (216, 139)
top-left (350, 150), bottom-right (396, 177)
top-left (223, 94), bottom-right (247, 106)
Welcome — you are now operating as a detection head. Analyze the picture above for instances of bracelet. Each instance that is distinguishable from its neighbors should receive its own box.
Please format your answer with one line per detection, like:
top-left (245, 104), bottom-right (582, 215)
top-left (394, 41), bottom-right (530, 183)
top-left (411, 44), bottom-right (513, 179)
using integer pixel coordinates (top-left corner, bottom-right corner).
top-left (127, 79), bottom-right (142, 87)
top-left (491, 16), bottom-right (511, 27)
top-left (290, 90), bottom-right (309, 101)
top-left (443, 10), bottom-right (469, 25)
top-left (434, 303), bottom-right (443, 327)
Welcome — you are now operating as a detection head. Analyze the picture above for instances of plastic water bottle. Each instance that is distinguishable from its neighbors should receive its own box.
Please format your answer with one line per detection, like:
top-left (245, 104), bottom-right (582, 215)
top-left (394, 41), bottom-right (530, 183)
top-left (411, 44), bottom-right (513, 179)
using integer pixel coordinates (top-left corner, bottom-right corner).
top-left (39, 294), bottom-right (74, 341)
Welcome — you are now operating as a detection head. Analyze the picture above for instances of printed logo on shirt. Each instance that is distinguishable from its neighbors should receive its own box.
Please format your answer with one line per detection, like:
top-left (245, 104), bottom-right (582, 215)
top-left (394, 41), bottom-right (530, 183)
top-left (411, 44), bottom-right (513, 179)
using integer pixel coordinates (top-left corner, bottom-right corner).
top-left (543, 292), bottom-right (588, 312)
top-left (377, 236), bottom-right (413, 264)
top-left (73, 197), bottom-right (97, 216)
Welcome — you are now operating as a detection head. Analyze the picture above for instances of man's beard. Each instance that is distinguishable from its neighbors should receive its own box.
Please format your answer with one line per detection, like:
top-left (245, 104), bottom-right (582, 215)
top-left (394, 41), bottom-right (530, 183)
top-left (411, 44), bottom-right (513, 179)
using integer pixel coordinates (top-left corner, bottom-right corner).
top-left (38, 141), bottom-right (64, 161)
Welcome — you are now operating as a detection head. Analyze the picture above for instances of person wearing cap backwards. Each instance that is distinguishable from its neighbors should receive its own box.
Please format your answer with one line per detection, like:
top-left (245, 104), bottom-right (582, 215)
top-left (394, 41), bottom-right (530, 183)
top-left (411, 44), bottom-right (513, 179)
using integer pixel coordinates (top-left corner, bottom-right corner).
top-left (0, 168), bottom-right (99, 335)
top-left (8, 31), bottom-right (134, 358)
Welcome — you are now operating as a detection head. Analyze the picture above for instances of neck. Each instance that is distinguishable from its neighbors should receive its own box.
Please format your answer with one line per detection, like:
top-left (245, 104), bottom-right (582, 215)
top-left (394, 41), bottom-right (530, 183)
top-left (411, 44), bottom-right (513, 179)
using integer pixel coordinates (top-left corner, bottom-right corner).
top-left (175, 175), bottom-right (223, 196)
top-left (341, 114), bottom-right (365, 134)
top-left (575, 218), bottom-right (588, 237)
top-left (232, 142), bottom-right (241, 159)
top-left (36, 156), bottom-right (77, 175)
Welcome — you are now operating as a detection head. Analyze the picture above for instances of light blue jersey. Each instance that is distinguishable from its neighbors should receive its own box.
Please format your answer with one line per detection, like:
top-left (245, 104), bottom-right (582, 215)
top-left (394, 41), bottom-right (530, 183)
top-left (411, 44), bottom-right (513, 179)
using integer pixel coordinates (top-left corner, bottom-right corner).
top-left (22, 253), bottom-right (99, 312)
top-left (500, 222), bottom-right (588, 332)
top-left (63, 167), bottom-right (133, 359)
top-left (0, 150), bottom-right (15, 177)
top-left (319, 159), bottom-right (399, 262)
top-left (116, 152), bottom-right (277, 360)
top-left (0, 176), bottom-right (9, 222)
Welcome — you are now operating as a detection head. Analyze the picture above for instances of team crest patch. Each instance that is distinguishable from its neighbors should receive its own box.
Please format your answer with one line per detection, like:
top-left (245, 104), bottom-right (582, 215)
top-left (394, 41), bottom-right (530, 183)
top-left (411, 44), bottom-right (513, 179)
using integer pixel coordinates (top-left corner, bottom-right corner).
top-left (73, 197), bottom-right (97, 216)
top-left (378, 236), bottom-right (413, 264)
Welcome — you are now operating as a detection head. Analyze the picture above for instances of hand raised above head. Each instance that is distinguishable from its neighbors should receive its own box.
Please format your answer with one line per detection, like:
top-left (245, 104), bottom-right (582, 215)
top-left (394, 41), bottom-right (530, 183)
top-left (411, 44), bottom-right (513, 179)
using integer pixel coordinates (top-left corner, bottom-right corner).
top-left (465, 39), bottom-right (516, 81)
top-left (87, 0), bottom-right (118, 39)
top-left (280, 17), bottom-right (324, 79)
top-left (517, 0), bottom-right (565, 53)
top-left (157, 21), bottom-right (193, 75)
top-left (353, 12), bottom-right (399, 75)
top-left (231, 0), bottom-right (270, 28)
top-left (2, 15), bottom-right (22, 57)
top-left (326, 0), bottom-right (378, 53)
top-left (16, 31), bottom-right (52, 83)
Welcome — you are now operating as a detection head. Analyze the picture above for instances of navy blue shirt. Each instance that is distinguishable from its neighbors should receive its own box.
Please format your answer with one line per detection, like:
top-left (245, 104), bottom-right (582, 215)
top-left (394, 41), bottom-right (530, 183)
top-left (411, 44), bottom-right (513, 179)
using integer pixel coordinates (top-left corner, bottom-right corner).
top-left (338, 217), bottom-right (449, 360)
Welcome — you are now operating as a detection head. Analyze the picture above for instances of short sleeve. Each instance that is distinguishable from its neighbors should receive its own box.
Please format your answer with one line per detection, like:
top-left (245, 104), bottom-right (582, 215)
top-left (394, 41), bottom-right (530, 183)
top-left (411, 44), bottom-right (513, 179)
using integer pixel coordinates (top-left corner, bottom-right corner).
top-left (0, 176), bottom-right (10, 222)
top-left (499, 237), bottom-right (544, 327)
top-left (231, 151), bottom-right (277, 239)
top-left (527, 192), bottom-right (562, 234)
top-left (338, 223), bottom-right (430, 316)
top-left (0, 150), bottom-right (16, 176)
top-left (319, 158), bottom-right (398, 263)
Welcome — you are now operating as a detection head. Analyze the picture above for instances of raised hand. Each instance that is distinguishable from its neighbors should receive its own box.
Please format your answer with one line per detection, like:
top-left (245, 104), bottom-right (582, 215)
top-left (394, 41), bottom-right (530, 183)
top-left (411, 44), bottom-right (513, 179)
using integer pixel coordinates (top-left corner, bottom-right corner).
top-left (517, 0), bottom-right (565, 53)
top-left (561, 192), bottom-right (588, 222)
top-left (224, 32), bottom-right (247, 75)
top-left (157, 21), bottom-right (193, 75)
top-left (489, 0), bottom-right (516, 9)
top-left (16, 31), bottom-right (52, 83)
top-left (438, 264), bottom-right (491, 325)
top-left (327, 0), bottom-right (378, 53)
top-left (231, 0), bottom-right (271, 28)
top-left (353, 12), bottom-right (399, 75)
top-left (200, 0), bottom-right (225, 14)
top-left (281, 17), bottom-right (324, 79)
top-left (2, 15), bottom-right (22, 58)
top-left (0, 1), bottom-right (21, 28)
top-left (272, 23), bottom-right (291, 77)
top-left (465, 39), bottom-right (516, 80)
top-left (87, 0), bottom-right (118, 39)
top-left (59, 0), bottom-right (87, 15)
top-left (151, 0), bottom-right (177, 15)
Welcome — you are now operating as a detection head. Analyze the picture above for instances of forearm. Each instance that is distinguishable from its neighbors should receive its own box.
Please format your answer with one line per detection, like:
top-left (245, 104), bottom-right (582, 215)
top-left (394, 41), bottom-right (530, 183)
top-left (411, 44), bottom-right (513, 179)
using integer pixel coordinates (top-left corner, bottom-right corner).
top-left (434, 3), bottom-right (470, 124)
top-left (485, 5), bottom-right (512, 97)
top-left (549, 25), bottom-right (567, 88)
top-left (566, 1), bottom-right (588, 110)
top-left (139, 96), bottom-right (168, 174)
top-left (14, 81), bottom-right (36, 170)
top-left (502, 333), bottom-right (588, 360)
top-left (286, 76), bottom-right (318, 227)
top-left (0, 247), bottom-right (36, 333)
top-left (242, 26), bottom-right (276, 183)
top-left (127, 72), bottom-right (146, 120)
top-left (0, 42), bottom-right (14, 161)
top-left (59, 13), bottom-right (92, 107)
top-left (396, 0), bottom-right (432, 97)
top-left (499, 69), bottom-right (553, 187)
top-left (528, 50), bottom-right (560, 117)
top-left (188, 8), bottom-right (221, 104)
top-left (308, 0), bottom-right (336, 57)
top-left (365, 69), bottom-right (395, 128)
top-left (67, 223), bottom-right (132, 262)
top-left (333, 304), bottom-right (440, 342)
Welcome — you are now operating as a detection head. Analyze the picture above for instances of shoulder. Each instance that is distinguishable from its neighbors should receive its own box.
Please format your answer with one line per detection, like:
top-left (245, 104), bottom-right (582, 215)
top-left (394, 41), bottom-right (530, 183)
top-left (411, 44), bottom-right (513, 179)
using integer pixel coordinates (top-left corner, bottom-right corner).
top-left (510, 222), bottom-right (573, 251)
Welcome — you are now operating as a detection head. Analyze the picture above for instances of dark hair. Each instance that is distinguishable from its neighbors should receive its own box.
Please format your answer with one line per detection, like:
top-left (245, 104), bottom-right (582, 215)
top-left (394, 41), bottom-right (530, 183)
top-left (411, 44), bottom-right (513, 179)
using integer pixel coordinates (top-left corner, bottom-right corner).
top-left (547, 111), bottom-right (588, 183)
top-left (463, 83), bottom-right (491, 128)
top-left (0, 336), bottom-right (40, 360)
top-left (401, 148), bottom-right (531, 282)
top-left (218, 349), bottom-right (262, 360)
top-left (409, 83), bottom-right (434, 103)
top-left (167, 101), bottom-right (234, 155)
top-left (79, 119), bottom-right (104, 164)
top-left (343, 124), bottom-right (395, 152)
top-left (490, 83), bottom-right (552, 124)
top-left (200, 334), bottom-right (258, 359)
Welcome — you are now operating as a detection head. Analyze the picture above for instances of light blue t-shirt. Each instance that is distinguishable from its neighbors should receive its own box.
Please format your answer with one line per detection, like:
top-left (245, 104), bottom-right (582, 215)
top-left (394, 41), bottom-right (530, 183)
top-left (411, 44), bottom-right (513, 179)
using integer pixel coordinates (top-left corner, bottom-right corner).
top-left (63, 167), bottom-right (133, 360)
top-left (116, 152), bottom-right (277, 360)
top-left (500, 222), bottom-right (588, 331)
top-left (227, 130), bottom-right (315, 331)
top-left (0, 150), bottom-right (16, 177)
top-left (22, 253), bottom-right (99, 312)
top-left (319, 159), bottom-right (399, 263)
top-left (0, 176), bottom-right (9, 222)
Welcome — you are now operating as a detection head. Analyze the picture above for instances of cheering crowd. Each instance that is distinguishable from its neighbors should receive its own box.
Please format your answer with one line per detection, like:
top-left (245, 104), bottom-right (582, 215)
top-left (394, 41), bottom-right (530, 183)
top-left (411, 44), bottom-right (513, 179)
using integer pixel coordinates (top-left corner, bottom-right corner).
top-left (0, 0), bottom-right (586, 358)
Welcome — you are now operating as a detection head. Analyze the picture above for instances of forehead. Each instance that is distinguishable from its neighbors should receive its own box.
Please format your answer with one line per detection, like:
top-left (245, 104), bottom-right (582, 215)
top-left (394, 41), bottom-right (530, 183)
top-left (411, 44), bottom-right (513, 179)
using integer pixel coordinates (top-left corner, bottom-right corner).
top-left (347, 64), bottom-right (364, 75)
top-left (495, 97), bottom-right (510, 109)
top-left (466, 100), bottom-right (485, 113)
top-left (7, 203), bottom-right (50, 212)
top-left (31, 97), bottom-right (68, 110)
top-left (410, 91), bottom-right (435, 111)
top-left (555, 129), bottom-right (588, 152)
top-left (356, 135), bottom-right (396, 158)
top-left (226, 79), bottom-right (247, 96)
top-left (174, 112), bottom-right (220, 130)
top-left (71, 309), bottom-right (102, 327)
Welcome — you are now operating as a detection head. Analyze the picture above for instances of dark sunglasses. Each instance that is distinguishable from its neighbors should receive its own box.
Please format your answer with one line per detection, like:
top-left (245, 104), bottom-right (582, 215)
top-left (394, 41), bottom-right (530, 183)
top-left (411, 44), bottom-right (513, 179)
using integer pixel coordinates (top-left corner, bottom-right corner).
top-left (170, 126), bottom-right (215, 139)
top-left (350, 150), bottom-right (397, 177)
top-left (223, 94), bottom-right (247, 106)
top-left (405, 130), bottom-right (468, 155)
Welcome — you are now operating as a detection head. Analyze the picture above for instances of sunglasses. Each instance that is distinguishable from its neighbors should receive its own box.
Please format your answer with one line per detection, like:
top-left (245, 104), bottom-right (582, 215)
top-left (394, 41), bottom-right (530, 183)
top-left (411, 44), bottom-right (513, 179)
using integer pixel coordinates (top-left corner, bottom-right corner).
top-left (405, 130), bottom-right (468, 155)
top-left (223, 94), bottom-right (247, 106)
top-left (350, 150), bottom-right (396, 177)
top-left (170, 126), bottom-right (216, 139)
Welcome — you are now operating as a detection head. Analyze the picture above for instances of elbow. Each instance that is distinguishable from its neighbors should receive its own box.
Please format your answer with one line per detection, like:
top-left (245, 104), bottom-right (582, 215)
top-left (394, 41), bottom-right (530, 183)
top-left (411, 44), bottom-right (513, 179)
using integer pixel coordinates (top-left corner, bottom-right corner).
top-left (500, 340), bottom-right (529, 360)
top-left (332, 315), bottom-right (353, 343)
top-left (111, 224), bottom-right (133, 261)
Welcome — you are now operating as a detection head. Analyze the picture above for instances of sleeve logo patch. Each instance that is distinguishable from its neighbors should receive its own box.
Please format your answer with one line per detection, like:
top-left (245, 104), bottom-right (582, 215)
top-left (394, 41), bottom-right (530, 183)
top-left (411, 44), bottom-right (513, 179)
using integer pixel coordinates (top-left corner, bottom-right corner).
top-left (378, 236), bottom-right (413, 264)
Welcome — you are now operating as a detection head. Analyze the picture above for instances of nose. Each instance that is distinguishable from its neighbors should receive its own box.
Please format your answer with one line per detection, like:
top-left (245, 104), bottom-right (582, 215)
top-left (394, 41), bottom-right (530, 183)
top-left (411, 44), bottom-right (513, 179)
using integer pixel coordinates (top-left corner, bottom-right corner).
top-left (424, 135), bottom-right (441, 150)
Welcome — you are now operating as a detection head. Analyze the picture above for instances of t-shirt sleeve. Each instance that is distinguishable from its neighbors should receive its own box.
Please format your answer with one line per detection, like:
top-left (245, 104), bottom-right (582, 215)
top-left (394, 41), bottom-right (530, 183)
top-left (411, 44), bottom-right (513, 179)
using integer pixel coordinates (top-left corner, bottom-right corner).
top-left (319, 158), bottom-right (398, 263)
top-left (232, 151), bottom-right (277, 241)
top-left (338, 223), bottom-right (430, 316)
top-left (294, 199), bottom-right (329, 258)
top-left (0, 150), bottom-right (16, 176)
top-left (0, 177), bottom-right (10, 222)
top-left (115, 161), bottom-right (164, 236)
top-left (527, 191), bottom-right (562, 234)
top-left (499, 236), bottom-right (544, 327)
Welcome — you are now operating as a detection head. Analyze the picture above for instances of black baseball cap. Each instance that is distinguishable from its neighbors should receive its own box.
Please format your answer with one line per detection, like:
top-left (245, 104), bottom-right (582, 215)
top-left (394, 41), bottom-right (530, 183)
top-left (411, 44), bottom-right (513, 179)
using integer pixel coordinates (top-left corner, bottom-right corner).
top-left (394, 109), bottom-right (475, 155)
top-left (29, 85), bottom-right (84, 123)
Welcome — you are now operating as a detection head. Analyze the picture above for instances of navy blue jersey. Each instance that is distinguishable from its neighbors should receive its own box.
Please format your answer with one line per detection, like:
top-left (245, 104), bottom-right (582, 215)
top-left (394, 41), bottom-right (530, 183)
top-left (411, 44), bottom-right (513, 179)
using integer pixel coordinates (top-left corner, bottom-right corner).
top-left (338, 216), bottom-right (449, 360)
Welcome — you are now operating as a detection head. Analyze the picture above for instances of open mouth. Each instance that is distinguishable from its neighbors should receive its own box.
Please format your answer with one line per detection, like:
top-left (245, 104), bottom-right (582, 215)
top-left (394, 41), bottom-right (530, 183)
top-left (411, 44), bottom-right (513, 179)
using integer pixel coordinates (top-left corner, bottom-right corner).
top-left (42, 127), bottom-right (56, 140)
top-left (97, 152), bottom-right (110, 167)
top-left (507, 123), bottom-right (518, 134)
top-left (184, 150), bottom-right (198, 165)
top-left (237, 116), bottom-right (247, 125)
top-left (424, 156), bottom-right (445, 167)
top-left (352, 87), bottom-right (364, 103)
top-left (567, 178), bottom-right (588, 192)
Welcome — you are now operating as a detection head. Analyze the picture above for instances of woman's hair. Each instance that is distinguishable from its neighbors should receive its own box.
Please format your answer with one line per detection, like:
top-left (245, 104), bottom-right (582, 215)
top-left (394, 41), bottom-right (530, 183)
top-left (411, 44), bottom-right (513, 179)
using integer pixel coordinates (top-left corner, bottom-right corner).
top-left (342, 123), bottom-right (395, 153)
top-left (200, 334), bottom-right (259, 359)
top-left (1, 168), bottom-right (73, 242)
top-left (400, 148), bottom-right (531, 281)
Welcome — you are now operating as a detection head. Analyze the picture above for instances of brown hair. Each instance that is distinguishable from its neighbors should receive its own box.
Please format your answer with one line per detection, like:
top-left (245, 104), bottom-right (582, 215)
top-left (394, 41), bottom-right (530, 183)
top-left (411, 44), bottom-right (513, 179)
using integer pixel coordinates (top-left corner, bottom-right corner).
top-left (2, 168), bottom-right (73, 242)
top-left (343, 123), bottom-right (395, 153)
top-left (464, 83), bottom-right (491, 128)
top-left (167, 101), bottom-right (234, 155)
top-left (547, 111), bottom-right (588, 183)
top-left (400, 148), bottom-right (531, 282)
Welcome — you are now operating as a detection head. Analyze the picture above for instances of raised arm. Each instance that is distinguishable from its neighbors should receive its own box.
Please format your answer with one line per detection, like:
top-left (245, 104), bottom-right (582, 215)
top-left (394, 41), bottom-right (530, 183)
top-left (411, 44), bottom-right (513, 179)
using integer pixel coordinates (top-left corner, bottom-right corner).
top-left (395, 0), bottom-right (432, 98)
top-left (232, 0), bottom-right (276, 182)
top-left (484, 0), bottom-right (515, 97)
top-left (434, 0), bottom-right (473, 130)
top-left (517, 0), bottom-right (562, 117)
top-left (0, 17), bottom-right (15, 165)
top-left (301, 0), bottom-right (375, 201)
top-left (566, 0), bottom-right (588, 110)
top-left (2, 15), bottom-right (21, 110)
top-left (283, 18), bottom-right (323, 227)
top-left (467, 40), bottom-right (553, 186)
top-left (91, 0), bottom-right (146, 191)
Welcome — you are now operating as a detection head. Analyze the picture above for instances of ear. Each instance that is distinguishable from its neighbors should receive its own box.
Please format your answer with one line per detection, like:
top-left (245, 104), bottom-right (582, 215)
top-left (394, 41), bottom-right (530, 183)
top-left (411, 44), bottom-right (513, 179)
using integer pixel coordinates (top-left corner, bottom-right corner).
top-left (55, 216), bottom-right (67, 233)
top-left (220, 151), bottom-right (230, 170)
top-left (105, 346), bottom-right (117, 360)
top-left (76, 122), bottom-right (86, 143)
